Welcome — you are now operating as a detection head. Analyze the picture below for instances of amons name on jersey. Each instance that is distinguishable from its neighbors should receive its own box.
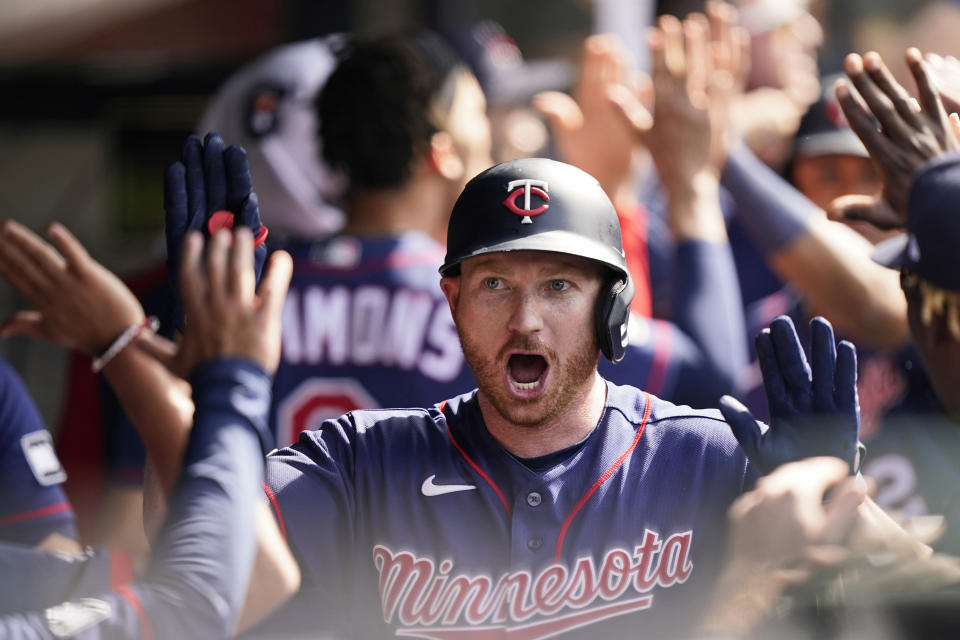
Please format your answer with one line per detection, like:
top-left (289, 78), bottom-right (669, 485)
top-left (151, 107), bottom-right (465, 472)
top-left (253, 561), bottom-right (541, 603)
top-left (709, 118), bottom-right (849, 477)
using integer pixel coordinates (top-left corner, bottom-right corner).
top-left (282, 284), bottom-right (464, 382)
top-left (372, 529), bottom-right (693, 636)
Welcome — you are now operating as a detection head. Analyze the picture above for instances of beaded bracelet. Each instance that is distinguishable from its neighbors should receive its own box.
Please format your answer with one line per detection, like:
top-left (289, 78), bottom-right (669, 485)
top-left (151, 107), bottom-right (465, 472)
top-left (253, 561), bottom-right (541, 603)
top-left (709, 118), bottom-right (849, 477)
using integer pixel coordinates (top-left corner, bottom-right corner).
top-left (91, 316), bottom-right (159, 373)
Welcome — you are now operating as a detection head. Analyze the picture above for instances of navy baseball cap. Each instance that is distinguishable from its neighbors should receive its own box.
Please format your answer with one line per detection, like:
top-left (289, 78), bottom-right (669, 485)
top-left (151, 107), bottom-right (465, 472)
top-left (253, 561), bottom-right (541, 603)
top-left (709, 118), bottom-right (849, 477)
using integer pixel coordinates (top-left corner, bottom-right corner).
top-left (443, 20), bottom-right (572, 106)
top-left (872, 152), bottom-right (960, 292)
top-left (793, 75), bottom-right (868, 160)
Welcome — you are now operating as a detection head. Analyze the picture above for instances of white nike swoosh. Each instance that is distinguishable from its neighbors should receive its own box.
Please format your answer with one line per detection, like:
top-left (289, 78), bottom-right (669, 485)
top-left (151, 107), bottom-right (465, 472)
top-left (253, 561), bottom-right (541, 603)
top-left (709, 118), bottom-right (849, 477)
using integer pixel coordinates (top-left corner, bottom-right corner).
top-left (421, 474), bottom-right (477, 496)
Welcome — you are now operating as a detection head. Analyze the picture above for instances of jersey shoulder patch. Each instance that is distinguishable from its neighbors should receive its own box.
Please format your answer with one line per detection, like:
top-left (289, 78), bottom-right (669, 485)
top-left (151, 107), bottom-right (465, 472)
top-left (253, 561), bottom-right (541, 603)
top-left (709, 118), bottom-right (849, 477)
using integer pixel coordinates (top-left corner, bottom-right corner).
top-left (21, 430), bottom-right (67, 486)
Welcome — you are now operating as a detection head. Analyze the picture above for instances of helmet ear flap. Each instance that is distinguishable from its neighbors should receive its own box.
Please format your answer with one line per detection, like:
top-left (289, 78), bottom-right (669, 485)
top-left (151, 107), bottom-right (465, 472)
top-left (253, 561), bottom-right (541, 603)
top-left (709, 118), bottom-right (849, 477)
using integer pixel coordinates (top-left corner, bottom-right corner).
top-left (596, 274), bottom-right (633, 363)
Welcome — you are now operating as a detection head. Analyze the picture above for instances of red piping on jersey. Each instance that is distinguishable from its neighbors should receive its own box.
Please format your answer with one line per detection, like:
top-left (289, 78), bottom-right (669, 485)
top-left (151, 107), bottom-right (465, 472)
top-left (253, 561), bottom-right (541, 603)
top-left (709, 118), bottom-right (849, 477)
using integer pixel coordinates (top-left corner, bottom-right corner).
top-left (645, 322), bottom-right (672, 395)
top-left (0, 501), bottom-right (71, 526)
top-left (115, 584), bottom-right (154, 640)
top-left (554, 392), bottom-right (652, 561)
top-left (108, 551), bottom-right (135, 589)
top-left (440, 400), bottom-right (512, 516)
top-left (263, 483), bottom-right (287, 541)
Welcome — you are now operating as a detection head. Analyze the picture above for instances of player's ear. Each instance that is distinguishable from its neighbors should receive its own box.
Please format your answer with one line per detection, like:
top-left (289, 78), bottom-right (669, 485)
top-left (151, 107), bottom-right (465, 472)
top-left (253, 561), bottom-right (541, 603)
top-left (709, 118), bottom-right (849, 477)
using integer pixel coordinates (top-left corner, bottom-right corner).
top-left (439, 275), bottom-right (461, 315)
top-left (427, 131), bottom-right (465, 181)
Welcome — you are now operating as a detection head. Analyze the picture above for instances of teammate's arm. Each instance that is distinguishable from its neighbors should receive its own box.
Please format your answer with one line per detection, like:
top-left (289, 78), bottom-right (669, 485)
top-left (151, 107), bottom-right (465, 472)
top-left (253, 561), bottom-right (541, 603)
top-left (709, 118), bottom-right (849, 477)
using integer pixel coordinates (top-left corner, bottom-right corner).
top-left (0, 219), bottom-right (300, 628)
top-left (0, 220), bottom-right (192, 503)
top-left (606, 11), bottom-right (749, 403)
top-left (534, 34), bottom-right (654, 316)
top-left (0, 227), bottom-right (292, 637)
top-left (698, 457), bottom-right (865, 635)
top-left (721, 144), bottom-right (910, 350)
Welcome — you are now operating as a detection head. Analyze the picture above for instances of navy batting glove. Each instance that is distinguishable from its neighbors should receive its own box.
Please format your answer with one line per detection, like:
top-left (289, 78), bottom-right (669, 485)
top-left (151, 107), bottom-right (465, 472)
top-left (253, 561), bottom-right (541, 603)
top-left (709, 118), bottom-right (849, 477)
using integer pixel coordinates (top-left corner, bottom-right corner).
top-left (719, 315), bottom-right (865, 474)
top-left (164, 132), bottom-right (268, 329)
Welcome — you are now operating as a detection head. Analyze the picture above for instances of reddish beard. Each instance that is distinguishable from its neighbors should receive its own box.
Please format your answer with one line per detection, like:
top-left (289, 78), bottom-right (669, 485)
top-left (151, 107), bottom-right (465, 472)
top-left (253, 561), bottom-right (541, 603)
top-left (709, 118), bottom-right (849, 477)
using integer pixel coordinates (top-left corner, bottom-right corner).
top-left (455, 308), bottom-right (600, 429)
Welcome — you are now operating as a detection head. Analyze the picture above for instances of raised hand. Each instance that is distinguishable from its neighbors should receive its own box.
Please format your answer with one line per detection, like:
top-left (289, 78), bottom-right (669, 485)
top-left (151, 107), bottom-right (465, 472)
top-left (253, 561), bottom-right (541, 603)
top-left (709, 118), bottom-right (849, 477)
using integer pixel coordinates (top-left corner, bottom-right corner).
top-left (719, 316), bottom-right (863, 474)
top-left (607, 6), bottom-right (745, 245)
top-left (175, 228), bottom-right (292, 376)
top-left (608, 7), bottom-right (744, 188)
top-left (699, 457), bottom-right (865, 635)
top-left (833, 48), bottom-right (960, 230)
top-left (164, 132), bottom-right (268, 327)
top-left (533, 34), bottom-right (643, 205)
top-left (0, 220), bottom-right (144, 354)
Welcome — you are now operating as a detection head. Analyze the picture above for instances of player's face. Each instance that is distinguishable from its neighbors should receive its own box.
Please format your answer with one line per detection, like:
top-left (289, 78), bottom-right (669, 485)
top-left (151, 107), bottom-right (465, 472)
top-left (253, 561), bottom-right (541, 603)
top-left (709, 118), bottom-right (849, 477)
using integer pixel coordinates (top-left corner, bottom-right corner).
top-left (442, 251), bottom-right (603, 429)
top-left (791, 154), bottom-right (901, 245)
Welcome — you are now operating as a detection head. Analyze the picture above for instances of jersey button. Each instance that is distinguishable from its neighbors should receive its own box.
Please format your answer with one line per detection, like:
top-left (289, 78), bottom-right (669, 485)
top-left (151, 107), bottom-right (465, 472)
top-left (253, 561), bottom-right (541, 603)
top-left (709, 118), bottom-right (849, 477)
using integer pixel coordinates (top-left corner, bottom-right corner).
top-left (526, 491), bottom-right (542, 507)
top-left (527, 536), bottom-right (543, 551)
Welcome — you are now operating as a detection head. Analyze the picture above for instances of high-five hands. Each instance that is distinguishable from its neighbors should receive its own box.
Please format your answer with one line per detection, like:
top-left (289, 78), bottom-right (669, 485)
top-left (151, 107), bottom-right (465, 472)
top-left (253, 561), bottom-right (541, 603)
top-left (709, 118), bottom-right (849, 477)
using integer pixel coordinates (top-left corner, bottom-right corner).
top-left (534, 34), bottom-right (641, 206)
top-left (0, 221), bottom-right (145, 355)
top-left (606, 2), bottom-right (748, 188)
top-left (720, 316), bottom-right (864, 474)
top-left (831, 48), bottom-right (960, 230)
top-left (164, 132), bottom-right (268, 328)
top-left (175, 228), bottom-right (291, 377)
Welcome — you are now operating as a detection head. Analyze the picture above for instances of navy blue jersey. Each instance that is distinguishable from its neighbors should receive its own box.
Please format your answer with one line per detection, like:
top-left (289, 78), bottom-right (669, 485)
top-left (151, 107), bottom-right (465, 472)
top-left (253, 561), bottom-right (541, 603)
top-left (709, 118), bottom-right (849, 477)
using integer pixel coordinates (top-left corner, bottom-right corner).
top-left (271, 232), bottom-right (476, 446)
top-left (0, 359), bottom-right (270, 639)
top-left (0, 358), bottom-right (76, 546)
top-left (257, 381), bottom-right (755, 638)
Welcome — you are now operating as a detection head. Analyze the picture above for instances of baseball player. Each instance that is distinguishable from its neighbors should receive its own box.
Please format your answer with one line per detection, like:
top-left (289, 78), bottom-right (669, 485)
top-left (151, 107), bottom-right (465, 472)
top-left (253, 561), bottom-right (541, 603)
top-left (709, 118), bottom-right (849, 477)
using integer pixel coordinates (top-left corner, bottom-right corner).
top-left (198, 36), bottom-right (347, 240)
top-left (244, 157), bottom-right (862, 638)
top-left (51, 36), bottom-right (348, 537)
top-left (263, 33), bottom-right (484, 446)
top-left (834, 47), bottom-right (960, 553)
top-left (265, 26), bottom-right (749, 448)
top-left (0, 223), bottom-right (289, 638)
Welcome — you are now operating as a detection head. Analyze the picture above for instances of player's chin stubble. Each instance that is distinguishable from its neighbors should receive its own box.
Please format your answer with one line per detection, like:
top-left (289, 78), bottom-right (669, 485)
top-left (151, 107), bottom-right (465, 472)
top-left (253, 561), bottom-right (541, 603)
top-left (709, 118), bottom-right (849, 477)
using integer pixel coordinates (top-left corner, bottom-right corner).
top-left (454, 308), bottom-right (599, 429)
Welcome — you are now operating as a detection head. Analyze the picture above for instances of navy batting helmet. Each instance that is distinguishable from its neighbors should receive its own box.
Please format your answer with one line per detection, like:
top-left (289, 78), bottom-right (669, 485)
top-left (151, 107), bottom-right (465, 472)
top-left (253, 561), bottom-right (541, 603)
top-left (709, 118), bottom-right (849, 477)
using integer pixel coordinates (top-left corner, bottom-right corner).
top-left (440, 158), bottom-right (634, 363)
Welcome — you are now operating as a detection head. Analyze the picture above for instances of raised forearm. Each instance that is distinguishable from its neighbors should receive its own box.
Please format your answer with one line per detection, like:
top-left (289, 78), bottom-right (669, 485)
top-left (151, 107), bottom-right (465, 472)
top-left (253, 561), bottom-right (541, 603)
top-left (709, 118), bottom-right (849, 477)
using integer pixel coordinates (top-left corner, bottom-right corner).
top-left (666, 172), bottom-right (729, 244)
top-left (770, 216), bottom-right (909, 349)
top-left (101, 344), bottom-right (193, 498)
top-left (723, 145), bottom-right (909, 349)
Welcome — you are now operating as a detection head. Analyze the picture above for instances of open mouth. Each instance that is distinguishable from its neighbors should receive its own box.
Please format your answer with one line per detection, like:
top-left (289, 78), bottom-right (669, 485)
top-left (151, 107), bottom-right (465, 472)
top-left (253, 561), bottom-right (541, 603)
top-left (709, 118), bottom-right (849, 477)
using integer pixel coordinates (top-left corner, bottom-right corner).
top-left (507, 353), bottom-right (548, 393)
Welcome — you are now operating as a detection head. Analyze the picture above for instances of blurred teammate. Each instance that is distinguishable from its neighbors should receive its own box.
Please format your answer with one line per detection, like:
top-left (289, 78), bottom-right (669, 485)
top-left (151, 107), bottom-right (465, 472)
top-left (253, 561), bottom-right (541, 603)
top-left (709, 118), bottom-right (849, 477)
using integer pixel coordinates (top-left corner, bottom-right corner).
top-left (534, 9), bottom-right (752, 406)
top-left (831, 48), bottom-right (960, 552)
top-left (199, 36), bottom-right (347, 240)
top-left (0, 219), bottom-right (293, 638)
top-left (266, 32), bottom-right (486, 445)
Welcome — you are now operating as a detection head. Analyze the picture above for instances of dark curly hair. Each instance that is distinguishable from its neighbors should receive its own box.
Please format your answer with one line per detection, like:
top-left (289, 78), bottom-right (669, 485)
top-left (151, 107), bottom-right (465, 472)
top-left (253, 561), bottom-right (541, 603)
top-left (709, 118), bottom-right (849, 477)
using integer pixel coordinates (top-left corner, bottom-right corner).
top-left (319, 31), bottom-right (467, 191)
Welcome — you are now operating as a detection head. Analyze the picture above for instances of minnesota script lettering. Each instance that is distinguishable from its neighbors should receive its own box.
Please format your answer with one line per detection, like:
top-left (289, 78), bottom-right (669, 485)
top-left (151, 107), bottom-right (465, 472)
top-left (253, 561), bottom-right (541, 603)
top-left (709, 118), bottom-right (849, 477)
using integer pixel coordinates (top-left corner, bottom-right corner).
top-left (372, 529), bottom-right (693, 638)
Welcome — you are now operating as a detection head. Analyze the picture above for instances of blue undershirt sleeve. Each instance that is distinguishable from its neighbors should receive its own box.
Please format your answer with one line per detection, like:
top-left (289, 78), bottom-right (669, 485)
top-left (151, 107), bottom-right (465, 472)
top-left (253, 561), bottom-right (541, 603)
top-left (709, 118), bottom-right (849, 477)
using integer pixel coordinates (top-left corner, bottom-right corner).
top-left (720, 144), bottom-right (817, 254)
top-left (1, 358), bottom-right (272, 639)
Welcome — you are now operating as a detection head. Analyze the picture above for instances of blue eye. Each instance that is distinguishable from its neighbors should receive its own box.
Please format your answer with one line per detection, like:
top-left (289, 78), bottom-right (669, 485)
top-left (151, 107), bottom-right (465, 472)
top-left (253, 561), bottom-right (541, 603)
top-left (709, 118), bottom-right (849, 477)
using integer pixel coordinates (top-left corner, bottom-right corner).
top-left (484, 277), bottom-right (502, 290)
top-left (550, 280), bottom-right (568, 292)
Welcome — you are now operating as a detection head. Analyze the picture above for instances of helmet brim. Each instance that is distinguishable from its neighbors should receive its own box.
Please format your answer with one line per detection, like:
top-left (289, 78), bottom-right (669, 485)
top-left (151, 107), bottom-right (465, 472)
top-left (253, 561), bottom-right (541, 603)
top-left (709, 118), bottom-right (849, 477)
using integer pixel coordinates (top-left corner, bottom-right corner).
top-left (439, 229), bottom-right (629, 279)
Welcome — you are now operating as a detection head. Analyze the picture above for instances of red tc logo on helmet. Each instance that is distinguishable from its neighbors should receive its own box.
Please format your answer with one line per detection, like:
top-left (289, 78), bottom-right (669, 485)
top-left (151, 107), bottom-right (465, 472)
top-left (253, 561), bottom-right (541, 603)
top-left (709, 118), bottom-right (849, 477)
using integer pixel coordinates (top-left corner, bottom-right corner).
top-left (503, 179), bottom-right (549, 224)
